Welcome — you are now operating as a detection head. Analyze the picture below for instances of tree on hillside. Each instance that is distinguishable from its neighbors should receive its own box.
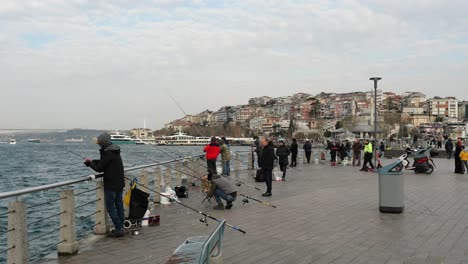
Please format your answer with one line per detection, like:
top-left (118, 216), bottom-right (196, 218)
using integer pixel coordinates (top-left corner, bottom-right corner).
top-left (308, 97), bottom-right (321, 119)
top-left (288, 119), bottom-right (295, 137)
top-left (435, 116), bottom-right (444, 122)
top-left (324, 130), bottom-right (332, 138)
top-left (335, 121), bottom-right (343, 130)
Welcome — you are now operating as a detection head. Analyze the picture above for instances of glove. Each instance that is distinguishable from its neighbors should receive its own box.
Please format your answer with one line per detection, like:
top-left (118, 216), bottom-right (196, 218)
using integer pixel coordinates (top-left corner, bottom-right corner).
top-left (84, 158), bottom-right (92, 167)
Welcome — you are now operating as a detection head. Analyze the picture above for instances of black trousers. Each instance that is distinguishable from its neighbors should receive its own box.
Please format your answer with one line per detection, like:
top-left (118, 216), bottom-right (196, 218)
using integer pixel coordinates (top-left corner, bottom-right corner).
top-left (291, 152), bottom-right (297, 166)
top-left (305, 151), bottom-right (312, 163)
top-left (263, 168), bottom-right (273, 193)
top-left (362, 153), bottom-right (374, 169)
top-left (207, 159), bottom-right (217, 179)
top-left (279, 164), bottom-right (287, 178)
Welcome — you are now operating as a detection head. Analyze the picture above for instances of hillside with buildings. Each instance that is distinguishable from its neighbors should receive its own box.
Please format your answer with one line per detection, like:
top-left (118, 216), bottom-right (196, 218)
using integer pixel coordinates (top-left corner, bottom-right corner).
top-left (151, 91), bottom-right (468, 140)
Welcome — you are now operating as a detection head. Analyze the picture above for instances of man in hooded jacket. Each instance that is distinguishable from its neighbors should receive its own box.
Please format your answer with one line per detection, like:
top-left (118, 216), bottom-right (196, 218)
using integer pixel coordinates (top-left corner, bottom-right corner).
top-left (85, 133), bottom-right (125, 237)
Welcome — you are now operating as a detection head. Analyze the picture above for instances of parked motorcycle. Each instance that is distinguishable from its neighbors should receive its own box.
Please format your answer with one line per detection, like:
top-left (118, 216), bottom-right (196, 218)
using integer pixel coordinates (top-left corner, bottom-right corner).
top-left (395, 147), bottom-right (437, 174)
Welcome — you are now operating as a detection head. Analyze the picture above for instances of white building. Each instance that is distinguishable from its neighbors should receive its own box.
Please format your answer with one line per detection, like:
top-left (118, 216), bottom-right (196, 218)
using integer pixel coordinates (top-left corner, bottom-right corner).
top-left (249, 117), bottom-right (268, 131)
top-left (428, 97), bottom-right (458, 118)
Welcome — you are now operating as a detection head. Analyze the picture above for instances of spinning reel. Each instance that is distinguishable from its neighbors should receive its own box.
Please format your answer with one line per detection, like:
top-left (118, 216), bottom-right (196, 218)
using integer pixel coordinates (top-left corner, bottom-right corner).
top-left (236, 183), bottom-right (241, 187)
top-left (242, 198), bottom-right (249, 205)
top-left (199, 217), bottom-right (208, 226)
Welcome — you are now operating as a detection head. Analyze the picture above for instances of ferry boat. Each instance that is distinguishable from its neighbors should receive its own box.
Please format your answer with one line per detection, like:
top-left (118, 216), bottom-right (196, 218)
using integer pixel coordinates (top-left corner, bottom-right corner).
top-left (9, 139), bottom-right (16, 145)
top-left (155, 132), bottom-right (211, 146)
top-left (64, 138), bottom-right (84, 142)
top-left (110, 131), bottom-right (135, 144)
top-left (27, 139), bottom-right (41, 143)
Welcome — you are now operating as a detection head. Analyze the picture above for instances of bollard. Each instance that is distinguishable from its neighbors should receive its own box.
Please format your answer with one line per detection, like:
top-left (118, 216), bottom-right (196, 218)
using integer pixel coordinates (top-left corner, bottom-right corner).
top-left (7, 201), bottom-right (28, 264)
top-left (153, 167), bottom-right (162, 204)
top-left (175, 162), bottom-right (182, 186)
top-left (140, 170), bottom-right (148, 189)
top-left (94, 181), bottom-right (108, 235)
top-left (248, 151), bottom-right (253, 170)
top-left (58, 190), bottom-right (78, 255)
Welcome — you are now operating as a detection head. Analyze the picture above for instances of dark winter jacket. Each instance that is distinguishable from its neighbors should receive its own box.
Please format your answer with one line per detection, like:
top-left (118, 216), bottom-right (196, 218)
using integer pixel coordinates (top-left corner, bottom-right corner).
top-left (352, 142), bottom-right (362, 153)
top-left (87, 134), bottom-right (125, 192)
top-left (445, 140), bottom-right (454, 151)
top-left (204, 143), bottom-right (220, 160)
top-left (276, 146), bottom-right (290, 165)
top-left (290, 142), bottom-right (298, 154)
top-left (303, 141), bottom-right (312, 152)
top-left (260, 142), bottom-right (276, 170)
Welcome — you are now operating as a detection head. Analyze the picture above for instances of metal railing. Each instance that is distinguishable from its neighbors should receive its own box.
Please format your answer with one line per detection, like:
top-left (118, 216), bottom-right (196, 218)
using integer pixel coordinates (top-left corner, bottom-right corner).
top-left (0, 154), bottom-right (205, 264)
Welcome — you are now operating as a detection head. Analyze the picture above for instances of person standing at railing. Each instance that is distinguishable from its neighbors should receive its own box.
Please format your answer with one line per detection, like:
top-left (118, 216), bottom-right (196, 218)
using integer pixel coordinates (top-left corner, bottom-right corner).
top-left (219, 139), bottom-right (231, 176)
top-left (84, 132), bottom-right (125, 237)
top-left (204, 137), bottom-right (220, 180)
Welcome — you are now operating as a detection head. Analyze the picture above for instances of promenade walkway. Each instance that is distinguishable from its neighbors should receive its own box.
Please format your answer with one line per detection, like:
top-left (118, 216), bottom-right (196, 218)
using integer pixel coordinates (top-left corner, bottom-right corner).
top-left (53, 158), bottom-right (468, 264)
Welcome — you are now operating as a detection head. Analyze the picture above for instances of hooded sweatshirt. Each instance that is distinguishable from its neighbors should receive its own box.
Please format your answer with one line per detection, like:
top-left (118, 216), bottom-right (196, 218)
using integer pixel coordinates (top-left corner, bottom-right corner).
top-left (219, 141), bottom-right (231, 161)
top-left (87, 133), bottom-right (125, 192)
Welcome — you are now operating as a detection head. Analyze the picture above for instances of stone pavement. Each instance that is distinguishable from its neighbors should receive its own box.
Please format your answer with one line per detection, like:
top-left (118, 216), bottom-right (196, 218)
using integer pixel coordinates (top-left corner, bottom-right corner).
top-left (55, 157), bottom-right (468, 264)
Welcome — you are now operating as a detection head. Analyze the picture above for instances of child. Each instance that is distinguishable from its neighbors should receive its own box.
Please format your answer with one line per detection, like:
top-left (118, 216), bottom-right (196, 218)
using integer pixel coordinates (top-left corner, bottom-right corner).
top-left (459, 145), bottom-right (468, 174)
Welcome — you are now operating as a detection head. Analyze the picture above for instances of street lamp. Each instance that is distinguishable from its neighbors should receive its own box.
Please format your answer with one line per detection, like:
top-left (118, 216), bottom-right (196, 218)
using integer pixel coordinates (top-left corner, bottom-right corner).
top-left (370, 77), bottom-right (382, 168)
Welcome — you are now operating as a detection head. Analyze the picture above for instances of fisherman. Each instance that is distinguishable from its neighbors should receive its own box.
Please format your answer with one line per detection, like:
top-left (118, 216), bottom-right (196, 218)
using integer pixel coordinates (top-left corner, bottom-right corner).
top-left (260, 137), bottom-right (276, 197)
top-left (84, 133), bottom-right (125, 237)
top-left (219, 139), bottom-right (231, 176)
top-left (203, 137), bottom-right (220, 180)
top-left (205, 174), bottom-right (237, 210)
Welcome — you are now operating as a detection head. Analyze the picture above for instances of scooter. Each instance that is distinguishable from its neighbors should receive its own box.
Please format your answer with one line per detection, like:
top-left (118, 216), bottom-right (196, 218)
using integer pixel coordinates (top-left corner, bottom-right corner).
top-left (395, 147), bottom-right (436, 174)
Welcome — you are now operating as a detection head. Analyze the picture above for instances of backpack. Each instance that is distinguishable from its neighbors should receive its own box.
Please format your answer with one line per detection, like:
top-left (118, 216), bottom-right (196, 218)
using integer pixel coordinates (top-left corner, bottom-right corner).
top-left (175, 186), bottom-right (188, 198)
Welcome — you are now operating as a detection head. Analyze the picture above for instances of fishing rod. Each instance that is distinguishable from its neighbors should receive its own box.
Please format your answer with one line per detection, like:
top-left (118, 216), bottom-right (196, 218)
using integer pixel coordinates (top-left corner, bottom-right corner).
top-left (61, 146), bottom-right (86, 159)
top-left (148, 144), bottom-right (262, 191)
top-left (134, 152), bottom-right (277, 208)
top-left (124, 176), bottom-right (246, 234)
top-left (238, 193), bottom-right (277, 208)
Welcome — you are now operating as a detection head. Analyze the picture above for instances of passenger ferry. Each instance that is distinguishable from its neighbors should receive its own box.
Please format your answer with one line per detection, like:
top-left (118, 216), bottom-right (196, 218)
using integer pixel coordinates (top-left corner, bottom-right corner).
top-left (110, 131), bottom-right (135, 144)
top-left (155, 132), bottom-right (211, 146)
top-left (27, 139), bottom-right (41, 143)
top-left (64, 138), bottom-right (84, 142)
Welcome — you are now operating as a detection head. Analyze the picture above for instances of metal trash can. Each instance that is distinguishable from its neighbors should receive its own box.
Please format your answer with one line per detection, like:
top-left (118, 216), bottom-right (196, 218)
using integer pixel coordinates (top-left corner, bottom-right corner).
top-left (378, 161), bottom-right (404, 214)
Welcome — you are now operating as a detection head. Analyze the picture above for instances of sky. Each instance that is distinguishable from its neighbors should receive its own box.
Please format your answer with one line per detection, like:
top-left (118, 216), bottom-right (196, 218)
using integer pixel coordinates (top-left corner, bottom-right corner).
top-left (1, 0), bottom-right (467, 130)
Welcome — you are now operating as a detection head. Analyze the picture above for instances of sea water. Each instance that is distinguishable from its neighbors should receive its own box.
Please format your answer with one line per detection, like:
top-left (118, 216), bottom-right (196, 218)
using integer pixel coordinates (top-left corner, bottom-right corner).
top-left (0, 142), bottom-right (247, 262)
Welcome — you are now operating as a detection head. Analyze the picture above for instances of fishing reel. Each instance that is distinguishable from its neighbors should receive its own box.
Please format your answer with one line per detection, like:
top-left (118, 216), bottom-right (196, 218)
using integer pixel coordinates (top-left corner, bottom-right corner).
top-left (236, 183), bottom-right (242, 187)
top-left (242, 198), bottom-right (249, 205)
top-left (199, 217), bottom-right (208, 226)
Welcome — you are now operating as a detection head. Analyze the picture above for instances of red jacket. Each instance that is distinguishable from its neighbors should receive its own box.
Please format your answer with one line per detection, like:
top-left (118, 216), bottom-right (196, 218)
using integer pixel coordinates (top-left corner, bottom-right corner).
top-left (204, 143), bottom-right (220, 160)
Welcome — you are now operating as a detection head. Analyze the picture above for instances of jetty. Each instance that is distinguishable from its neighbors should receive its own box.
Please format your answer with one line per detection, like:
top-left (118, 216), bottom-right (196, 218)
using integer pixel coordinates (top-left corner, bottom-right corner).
top-left (2, 150), bottom-right (468, 264)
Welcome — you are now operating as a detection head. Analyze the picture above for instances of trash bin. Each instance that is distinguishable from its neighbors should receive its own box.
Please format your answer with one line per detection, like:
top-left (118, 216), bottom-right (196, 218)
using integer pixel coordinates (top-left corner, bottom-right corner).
top-left (378, 161), bottom-right (404, 214)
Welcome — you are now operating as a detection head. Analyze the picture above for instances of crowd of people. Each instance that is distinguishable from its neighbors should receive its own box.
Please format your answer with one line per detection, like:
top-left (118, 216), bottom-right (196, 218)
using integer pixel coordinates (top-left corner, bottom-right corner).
top-left (83, 131), bottom-right (468, 237)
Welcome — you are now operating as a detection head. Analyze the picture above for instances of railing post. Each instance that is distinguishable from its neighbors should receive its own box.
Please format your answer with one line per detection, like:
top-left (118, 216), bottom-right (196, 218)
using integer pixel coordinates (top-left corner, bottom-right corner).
top-left (165, 166), bottom-right (172, 189)
top-left (235, 154), bottom-right (241, 180)
top-left (175, 162), bottom-right (182, 186)
top-left (153, 167), bottom-right (161, 204)
top-left (7, 201), bottom-right (28, 264)
top-left (94, 181), bottom-right (108, 235)
top-left (248, 151), bottom-right (253, 170)
top-left (140, 170), bottom-right (148, 189)
top-left (182, 160), bottom-right (190, 185)
top-left (58, 190), bottom-right (78, 255)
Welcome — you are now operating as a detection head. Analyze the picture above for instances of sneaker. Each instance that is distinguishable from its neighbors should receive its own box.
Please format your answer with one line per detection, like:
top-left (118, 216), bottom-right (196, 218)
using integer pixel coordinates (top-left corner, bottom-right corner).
top-left (213, 204), bottom-right (225, 210)
top-left (262, 193), bottom-right (272, 197)
top-left (225, 201), bottom-right (233, 209)
top-left (107, 230), bottom-right (124, 238)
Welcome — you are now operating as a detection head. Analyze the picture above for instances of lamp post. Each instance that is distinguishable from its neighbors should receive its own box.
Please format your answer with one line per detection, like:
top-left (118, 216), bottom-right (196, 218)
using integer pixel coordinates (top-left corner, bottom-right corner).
top-left (370, 77), bottom-right (381, 168)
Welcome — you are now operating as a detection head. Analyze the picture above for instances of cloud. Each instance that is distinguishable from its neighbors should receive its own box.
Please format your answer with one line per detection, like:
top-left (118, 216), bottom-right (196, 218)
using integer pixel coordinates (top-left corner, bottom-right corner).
top-left (0, 0), bottom-right (467, 129)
